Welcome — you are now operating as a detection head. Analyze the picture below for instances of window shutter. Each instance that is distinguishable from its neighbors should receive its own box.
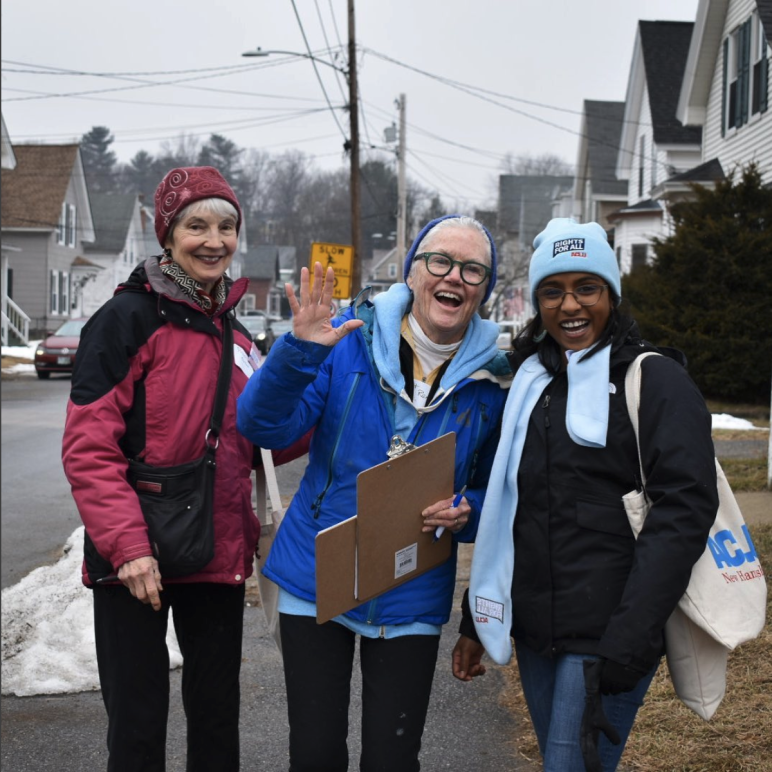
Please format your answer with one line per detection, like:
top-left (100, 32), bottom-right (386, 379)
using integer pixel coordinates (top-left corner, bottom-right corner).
top-left (737, 19), bottom-right (752, 127)
top-left (722, 38), bottom-right (728, 136)
top-left (761, 51), bottom-right (769, 113)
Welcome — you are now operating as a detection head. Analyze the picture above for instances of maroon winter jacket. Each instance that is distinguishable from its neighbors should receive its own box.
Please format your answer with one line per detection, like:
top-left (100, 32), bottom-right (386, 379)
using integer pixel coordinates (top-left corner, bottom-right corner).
top-left (63, 257), bottom-right (262, 586)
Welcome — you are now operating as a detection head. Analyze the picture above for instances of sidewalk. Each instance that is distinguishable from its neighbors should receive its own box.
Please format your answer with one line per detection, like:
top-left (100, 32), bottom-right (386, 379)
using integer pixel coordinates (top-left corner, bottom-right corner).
top-left (735, 491), bottom-right (772, 527)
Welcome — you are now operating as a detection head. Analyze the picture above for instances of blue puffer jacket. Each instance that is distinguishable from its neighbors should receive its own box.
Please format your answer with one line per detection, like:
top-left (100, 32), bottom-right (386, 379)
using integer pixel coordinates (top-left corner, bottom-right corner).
top-left (237, 284), bottom-right (511, 627)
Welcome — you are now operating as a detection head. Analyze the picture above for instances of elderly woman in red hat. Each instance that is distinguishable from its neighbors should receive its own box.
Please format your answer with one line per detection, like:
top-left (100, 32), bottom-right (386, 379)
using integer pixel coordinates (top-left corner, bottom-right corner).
top-left (63, 167), bottom-right (268, 771)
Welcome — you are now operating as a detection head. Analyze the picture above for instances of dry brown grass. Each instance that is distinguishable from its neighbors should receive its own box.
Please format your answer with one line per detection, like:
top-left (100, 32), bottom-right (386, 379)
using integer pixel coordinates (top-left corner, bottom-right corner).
top-left (500, 524), bottom-right (772, 771)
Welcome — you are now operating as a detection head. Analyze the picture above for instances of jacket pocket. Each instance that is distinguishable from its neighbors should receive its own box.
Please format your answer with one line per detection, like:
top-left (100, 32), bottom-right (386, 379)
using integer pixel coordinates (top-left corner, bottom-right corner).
top-left (575, 498), bottom-right (635, 539)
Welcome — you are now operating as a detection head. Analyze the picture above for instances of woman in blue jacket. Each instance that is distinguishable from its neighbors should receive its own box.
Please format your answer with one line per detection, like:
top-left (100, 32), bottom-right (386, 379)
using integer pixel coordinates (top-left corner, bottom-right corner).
top-left (237, 215), bottom-right (511, 772)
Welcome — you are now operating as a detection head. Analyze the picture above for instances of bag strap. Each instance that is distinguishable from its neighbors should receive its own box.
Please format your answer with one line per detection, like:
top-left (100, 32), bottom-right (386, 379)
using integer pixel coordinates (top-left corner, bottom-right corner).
top-left (208, 313), bottom-right (234, 442)
top-left (624, 352), bottom-right (661, 490)
top-left (259, 448), bottom-right (284, 524)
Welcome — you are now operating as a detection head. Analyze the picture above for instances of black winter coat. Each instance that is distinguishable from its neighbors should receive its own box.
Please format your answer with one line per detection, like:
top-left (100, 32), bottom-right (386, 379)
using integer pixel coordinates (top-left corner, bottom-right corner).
top-left (508, 339), bottom-right (718, 672)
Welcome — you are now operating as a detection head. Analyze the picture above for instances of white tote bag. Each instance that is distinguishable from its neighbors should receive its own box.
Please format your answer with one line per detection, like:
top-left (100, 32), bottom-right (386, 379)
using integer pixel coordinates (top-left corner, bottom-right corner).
top-left (623, 353), bottom-right (767, 719)
top-left (254, 448), bottom-right (284, 654)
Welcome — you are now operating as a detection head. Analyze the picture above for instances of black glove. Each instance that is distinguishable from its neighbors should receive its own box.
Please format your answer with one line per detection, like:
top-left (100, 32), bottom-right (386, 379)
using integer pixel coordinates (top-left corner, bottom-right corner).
top-left (581, 659), bottom-right (621, 772)
top-left (598, 657), bottom-right (648, 695)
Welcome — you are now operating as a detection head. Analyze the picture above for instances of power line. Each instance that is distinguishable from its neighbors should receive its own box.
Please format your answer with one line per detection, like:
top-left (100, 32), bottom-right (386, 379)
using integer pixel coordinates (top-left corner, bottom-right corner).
top-left (312, 2), bottom-right (349, 104)
top-left (290, 0), bottom-right (348, 140)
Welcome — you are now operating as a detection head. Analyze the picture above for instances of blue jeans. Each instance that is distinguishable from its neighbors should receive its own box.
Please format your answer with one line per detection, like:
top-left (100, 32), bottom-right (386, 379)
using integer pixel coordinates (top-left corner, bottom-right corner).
top-left (515, 641), bottom-right (658, 772)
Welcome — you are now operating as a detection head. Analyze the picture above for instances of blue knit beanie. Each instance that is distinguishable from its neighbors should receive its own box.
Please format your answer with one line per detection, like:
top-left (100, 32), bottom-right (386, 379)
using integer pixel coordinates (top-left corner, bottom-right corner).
top-left (403, 214), bottom-right (498, 304)
top-left (529, 218), bottom-right (621, 308)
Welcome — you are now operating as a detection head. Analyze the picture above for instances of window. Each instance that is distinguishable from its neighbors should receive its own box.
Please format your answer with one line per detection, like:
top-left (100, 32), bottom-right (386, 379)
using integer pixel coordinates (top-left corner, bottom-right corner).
top-left (50, 270), bottom-right (59, 313)
top-left (615, 246), bottom-right (622, 268)
top-left (638, 136), bottom-right (646, 198)
top-left (57, 203), bottom-right (66, 245)
top-left (723, 15), bottom-right (768, 134)
top-left (650, 141), bottom-right (657, 187)
top-left (631, 244), bottom-right (648, 271)
top-left (49, 270), bottom-right (70, 314)
top-left (59, 272), bottom-right (70, 314)
top-left (388, 263), bottom-right (398, 279)
top-left (65, 204), bottom-right (76, 247)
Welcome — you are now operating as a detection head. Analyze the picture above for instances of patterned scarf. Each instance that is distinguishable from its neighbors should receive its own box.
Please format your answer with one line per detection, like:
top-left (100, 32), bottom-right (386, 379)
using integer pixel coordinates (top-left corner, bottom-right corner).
top-left (159, 252), bottom-right (227, 315)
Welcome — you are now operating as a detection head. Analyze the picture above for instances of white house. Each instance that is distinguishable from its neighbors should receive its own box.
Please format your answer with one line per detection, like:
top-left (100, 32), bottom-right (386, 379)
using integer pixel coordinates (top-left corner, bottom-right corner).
top-left (675, 0), bottom-right (771, 184)
top-left (77, 194), bottom-right (151, 317)
top-left (612, 21), bottom-right (704, 275)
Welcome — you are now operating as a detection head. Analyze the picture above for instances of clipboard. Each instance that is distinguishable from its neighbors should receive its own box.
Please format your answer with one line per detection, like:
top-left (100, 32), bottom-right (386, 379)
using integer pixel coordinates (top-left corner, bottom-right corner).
top-left (315, 432), bottom-right (456, 623)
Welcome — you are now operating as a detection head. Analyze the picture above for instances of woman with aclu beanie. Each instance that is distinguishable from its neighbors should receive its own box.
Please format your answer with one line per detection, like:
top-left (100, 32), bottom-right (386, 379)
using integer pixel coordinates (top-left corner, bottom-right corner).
top-left (453, 218), bottom-right (718, 771)
top-left (237, 215), bottom-right (511, 771)
top-left (63, 166), bottom-right (267, 770)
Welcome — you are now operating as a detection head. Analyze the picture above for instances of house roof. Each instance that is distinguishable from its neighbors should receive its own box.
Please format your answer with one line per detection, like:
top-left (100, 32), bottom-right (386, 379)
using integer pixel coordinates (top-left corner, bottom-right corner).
top-left (84, 193), bottom-right (139, 254)
top-left (676, 1), bottom-right (729, 125)
top-left (1, 144), bottom-right (80, 230)
top-left (639, 21), bottom-right (703, 145)
top-left (609, 198), bottom-right (664, 220)
top-left (242, 245), bottom-right (280, 281)
top-left (583, 101), bottom-right (628, 195)
top-left (667, 157), bottom-right (725, 182)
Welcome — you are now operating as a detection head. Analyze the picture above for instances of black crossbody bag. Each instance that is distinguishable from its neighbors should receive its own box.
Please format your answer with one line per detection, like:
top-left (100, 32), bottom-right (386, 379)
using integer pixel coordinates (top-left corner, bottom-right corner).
top-left (126, 315), bottom-right (233, 578)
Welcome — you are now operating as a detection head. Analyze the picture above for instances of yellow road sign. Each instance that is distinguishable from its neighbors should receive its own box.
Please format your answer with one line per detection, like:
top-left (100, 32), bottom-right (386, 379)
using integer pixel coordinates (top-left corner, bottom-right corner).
top-left (310, 242), bottom-right (354, 299)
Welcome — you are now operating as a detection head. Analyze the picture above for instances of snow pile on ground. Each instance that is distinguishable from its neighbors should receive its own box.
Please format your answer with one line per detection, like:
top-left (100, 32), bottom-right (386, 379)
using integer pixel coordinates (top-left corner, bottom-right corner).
top-left (712, 413), bottom-right (765, 431)
top-left (2, 343), bottom-right (37, 360)
top-left (1, 342), bottom-right (37, 375)
top-left (1, 526), bottom-right (182, 697)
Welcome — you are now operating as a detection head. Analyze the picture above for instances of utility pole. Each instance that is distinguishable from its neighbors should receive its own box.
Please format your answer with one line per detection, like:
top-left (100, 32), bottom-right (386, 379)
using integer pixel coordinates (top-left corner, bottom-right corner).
top-left (348, 0), bottom-right (362, 297)
top-left (396, 93), bottom-right (407, 265)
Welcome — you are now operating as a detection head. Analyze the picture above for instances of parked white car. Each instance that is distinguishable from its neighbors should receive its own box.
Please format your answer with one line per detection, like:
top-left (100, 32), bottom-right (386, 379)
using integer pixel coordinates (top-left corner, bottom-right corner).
top-left (496, 321), bottom-right (521, 350)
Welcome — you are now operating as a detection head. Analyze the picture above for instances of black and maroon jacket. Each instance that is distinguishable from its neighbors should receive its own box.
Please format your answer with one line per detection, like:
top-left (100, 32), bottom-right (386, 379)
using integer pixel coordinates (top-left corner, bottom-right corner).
top-left (63, 256), bottom-right (261, 586)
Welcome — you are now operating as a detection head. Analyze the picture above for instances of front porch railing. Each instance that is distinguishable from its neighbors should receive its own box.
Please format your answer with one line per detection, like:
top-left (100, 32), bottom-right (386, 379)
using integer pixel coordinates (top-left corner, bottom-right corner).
top-left (1, 296), bottom-right (31, 347)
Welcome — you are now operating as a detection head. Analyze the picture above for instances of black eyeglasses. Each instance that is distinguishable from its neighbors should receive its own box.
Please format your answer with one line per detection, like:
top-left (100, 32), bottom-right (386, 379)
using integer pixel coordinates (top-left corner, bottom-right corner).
top-left (415, 252), bottom-right (492, 286)
top-left (535, 284), bottom-right (608, 309)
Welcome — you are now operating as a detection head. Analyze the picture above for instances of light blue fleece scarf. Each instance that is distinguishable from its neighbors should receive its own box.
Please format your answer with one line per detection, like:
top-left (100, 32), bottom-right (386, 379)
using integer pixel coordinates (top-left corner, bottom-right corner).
top-left (371, 283), bottom-right (500, 440)
top-left (468, 343), bottom-right (611, 664)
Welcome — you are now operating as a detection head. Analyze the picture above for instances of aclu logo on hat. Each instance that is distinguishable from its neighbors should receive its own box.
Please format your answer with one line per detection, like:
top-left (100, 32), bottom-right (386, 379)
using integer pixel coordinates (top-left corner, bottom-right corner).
top-left (553, 238), bottom-right (585, 257)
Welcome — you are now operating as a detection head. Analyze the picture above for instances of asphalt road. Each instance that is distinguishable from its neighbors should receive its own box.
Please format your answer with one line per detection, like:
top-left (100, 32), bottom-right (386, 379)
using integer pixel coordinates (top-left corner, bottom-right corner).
top-left (0, 374), bottom-right (532, 771)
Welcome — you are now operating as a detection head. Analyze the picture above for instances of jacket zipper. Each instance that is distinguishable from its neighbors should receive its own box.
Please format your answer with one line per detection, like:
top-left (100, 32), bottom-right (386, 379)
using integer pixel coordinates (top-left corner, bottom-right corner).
top-left (468, 402), bottom-right (489, 483)
top-left (542, 393), bottom-right (551, 429)
top-left (311, 372), bottom-right (362, 518)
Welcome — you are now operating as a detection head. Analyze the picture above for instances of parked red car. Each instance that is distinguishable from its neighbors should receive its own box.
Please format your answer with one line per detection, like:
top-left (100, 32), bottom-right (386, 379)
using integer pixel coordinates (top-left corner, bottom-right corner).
top-left (34, 318), bottom-right (89, 379)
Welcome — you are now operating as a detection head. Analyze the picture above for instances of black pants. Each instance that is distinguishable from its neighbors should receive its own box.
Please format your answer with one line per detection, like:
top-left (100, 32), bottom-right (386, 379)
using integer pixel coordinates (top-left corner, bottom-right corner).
top-left (280, 613), bottom-right (441, 772)
top-left (93, 582), bottom-right (245, 772)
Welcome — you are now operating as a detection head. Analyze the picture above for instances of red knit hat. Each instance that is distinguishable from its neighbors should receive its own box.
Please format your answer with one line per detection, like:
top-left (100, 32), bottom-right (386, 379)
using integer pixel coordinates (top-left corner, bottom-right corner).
top-left (154, 166), bottom-right (242, 247)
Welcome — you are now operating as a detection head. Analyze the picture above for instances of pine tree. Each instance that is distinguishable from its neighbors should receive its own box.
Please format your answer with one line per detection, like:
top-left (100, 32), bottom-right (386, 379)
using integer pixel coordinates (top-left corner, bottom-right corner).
top-left (623, 164), bottom-right (772, 403)
top-left (80, 126), bottom-right (119, 193)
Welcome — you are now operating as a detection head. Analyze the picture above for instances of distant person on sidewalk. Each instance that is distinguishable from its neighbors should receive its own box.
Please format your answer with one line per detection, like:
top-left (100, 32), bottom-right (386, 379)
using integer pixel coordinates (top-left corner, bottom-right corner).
top-left (62, 166), bottom-right (295, 771)
top-left (237, 215), bottom-right (512, 772)
top-left (453, 218), bottom-right (718, 771)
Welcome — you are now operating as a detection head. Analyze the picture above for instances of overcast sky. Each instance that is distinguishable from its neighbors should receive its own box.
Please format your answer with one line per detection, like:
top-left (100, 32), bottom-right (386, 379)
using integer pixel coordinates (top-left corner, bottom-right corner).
top-left (2, 0), bottom-right (699, 210)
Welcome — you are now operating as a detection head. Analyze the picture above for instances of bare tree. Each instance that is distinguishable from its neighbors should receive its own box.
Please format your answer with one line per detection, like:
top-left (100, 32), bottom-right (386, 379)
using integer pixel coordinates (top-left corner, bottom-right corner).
top-left (157, 133), bottom-right (201, 170)
top-left (500, 151), bottom-right (572, 176)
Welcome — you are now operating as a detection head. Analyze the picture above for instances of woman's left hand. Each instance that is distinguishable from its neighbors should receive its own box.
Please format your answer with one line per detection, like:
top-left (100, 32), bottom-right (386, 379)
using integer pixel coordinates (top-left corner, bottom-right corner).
top-left (287, 262), bottom-right (363, 346)
top-left (421, 494), bottom-right (470, 534)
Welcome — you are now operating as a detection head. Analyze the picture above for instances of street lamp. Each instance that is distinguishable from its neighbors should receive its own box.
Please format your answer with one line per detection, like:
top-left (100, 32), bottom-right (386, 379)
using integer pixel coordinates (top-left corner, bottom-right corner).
top-left (241, 35), bottom-right (363, 298)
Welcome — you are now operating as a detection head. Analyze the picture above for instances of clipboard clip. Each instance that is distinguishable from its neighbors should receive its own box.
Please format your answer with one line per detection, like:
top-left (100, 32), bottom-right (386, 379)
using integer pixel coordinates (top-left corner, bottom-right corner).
top-left (386, 435), bottom-right (416, 459)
